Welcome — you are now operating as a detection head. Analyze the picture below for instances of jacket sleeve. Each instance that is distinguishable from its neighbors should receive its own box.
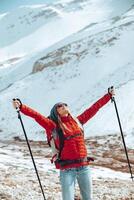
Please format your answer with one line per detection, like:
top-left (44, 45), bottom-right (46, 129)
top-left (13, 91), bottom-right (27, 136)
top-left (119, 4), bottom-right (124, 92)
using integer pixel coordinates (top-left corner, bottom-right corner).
top-left (20, 104), bottom-right (56, 131)
top-left (77, 93), bottom-right (111, 125)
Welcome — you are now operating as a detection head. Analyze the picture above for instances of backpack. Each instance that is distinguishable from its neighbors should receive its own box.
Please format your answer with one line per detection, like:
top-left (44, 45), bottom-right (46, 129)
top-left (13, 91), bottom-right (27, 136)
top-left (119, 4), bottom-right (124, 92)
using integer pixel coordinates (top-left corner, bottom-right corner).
top-left (47, 100), bottom-right (95, 166)
top-left (48, 125), bottom-right (85, 162)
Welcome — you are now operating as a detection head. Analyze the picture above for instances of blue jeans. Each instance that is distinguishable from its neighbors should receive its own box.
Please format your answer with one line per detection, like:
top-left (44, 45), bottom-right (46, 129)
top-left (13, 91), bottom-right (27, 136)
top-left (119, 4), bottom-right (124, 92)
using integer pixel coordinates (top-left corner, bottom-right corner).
top-left (60, 166), bottom-right (92, 200)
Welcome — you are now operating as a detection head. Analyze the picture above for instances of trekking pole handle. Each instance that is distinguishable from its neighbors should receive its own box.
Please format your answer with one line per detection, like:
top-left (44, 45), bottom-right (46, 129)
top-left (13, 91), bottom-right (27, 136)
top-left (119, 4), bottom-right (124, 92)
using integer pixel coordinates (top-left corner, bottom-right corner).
top-left (108, 86), bottom-right (115, 102)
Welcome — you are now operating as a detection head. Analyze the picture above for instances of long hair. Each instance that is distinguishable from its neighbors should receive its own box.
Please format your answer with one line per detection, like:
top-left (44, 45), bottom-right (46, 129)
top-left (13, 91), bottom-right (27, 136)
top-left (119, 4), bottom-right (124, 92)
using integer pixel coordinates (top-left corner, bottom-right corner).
top-left (57, 112), bottom-right (84, 135)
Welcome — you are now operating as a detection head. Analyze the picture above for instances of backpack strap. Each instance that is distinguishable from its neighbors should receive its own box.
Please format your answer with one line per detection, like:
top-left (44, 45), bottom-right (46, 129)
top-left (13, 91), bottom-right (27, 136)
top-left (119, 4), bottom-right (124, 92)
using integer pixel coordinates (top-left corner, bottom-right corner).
top-left (55, 156), bottom-right (94, 167)
top-left (65, 133), bottom-right (82, 140)
top-left (48, 116), bottom-right (84, 161)
top-left (57, 127), bottom-right (65, 159)
top-left (58, 131), bottom-right (83, 160)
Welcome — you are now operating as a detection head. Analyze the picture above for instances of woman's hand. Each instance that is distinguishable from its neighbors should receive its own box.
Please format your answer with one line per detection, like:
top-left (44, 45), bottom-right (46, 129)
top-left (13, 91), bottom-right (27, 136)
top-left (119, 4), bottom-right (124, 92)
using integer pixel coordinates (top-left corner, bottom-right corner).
top-left (108, 86), bottom-right (115, 96)
top-left (12, 99), bottom-right (22, 109)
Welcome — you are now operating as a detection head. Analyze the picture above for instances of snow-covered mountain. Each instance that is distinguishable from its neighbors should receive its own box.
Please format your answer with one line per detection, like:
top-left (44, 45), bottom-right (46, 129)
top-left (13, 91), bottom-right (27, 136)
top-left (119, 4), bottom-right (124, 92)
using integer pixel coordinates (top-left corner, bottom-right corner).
top-left (0, 0), bottom-right (134, 148)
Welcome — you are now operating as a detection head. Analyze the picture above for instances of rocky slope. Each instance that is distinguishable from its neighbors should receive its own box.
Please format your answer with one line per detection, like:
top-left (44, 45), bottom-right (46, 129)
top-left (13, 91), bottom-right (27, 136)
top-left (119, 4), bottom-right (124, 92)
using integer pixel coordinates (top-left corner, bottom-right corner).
top-left (0, 134), bottom-right (134, 200)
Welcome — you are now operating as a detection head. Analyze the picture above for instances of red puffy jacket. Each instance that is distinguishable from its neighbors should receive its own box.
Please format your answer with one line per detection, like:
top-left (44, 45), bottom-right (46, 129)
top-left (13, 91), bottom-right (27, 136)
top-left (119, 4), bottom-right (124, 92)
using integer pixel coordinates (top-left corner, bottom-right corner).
top-left (20, 93), bottom-right (111, 169)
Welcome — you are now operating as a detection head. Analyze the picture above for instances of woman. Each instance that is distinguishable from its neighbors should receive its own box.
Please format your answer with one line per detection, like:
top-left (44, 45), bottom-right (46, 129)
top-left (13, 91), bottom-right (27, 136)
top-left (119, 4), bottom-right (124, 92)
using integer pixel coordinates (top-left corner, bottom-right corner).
top-left (12, 87), bottom-right (114, 200)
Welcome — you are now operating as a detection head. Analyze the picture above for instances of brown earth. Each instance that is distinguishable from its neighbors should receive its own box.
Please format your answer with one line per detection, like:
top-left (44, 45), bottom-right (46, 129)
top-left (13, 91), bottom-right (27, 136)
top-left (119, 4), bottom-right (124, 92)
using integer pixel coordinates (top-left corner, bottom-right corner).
top-left (0, 134), bottom-right (134, 200)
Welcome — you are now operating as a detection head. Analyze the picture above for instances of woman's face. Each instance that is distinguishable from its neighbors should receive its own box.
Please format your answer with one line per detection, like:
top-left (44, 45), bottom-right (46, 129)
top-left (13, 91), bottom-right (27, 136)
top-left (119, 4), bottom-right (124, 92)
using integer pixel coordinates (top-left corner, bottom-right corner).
top-left (56, 103), bottom-right (69, 116)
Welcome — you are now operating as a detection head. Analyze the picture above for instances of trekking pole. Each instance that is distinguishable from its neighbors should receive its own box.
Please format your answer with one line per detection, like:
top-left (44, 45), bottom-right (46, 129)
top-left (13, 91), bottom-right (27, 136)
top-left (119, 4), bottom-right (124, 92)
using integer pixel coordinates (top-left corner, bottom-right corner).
top-left (13, 99), bottom-right (46, 199)
top-left (109, 87), bottom-right (134, 181)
